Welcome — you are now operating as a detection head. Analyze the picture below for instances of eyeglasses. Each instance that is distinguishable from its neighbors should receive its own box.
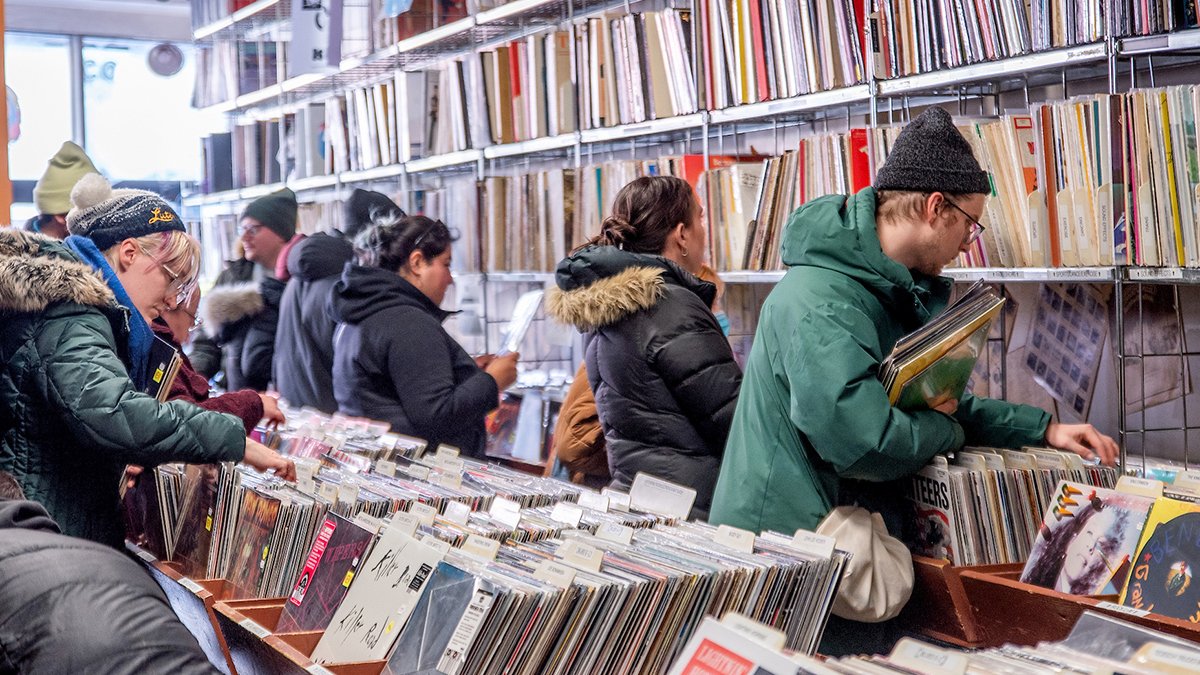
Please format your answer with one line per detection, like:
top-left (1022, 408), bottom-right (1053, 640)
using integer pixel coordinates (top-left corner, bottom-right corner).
top-left (240, 224), bottom-right (263, 237)
top-left (182, 308), bottom-right (204, 333)
top-left (143, 250), bottom-right (194, 306)
top-left (944, 199), bottom-right (986, 245)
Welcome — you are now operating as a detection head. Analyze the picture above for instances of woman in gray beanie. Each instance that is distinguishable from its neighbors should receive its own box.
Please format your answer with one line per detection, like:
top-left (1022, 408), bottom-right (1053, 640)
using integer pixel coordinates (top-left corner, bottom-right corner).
top-left (0, 174), bottom-right (295, 548)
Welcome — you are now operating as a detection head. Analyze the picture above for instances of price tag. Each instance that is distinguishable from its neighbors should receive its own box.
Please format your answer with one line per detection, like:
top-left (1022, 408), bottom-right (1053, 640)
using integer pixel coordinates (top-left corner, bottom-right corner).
top-left (435, 471), bottom-right (463, 489)
top-left (558, 539), bottom-right (604, 572)
top-left (715, 524), bottom-right (756, 553)
top-left (239, 618), bottom-right (272, 639)
top-left (601, 489), bottom-right (631, 512)
top-left (297, 475), bottom-right (316, 494)
top-left (790, 530), bottom-right (836, 559)
top-left (462, 534), bottom-right (500, 561)
top-left (594, 521), bottom-right (634, 545)
top-left (444, 500), bottom-right (472, 525)
top-left (178, 577), bottom-right (204, 594)
top-left (1097, 600), bottom-right (1150, 617)
top-left (888, 638), bottom-right (967, 675)
top-left (577, 491), bottom-right (610, 512)
top-left (375, 458), bottom-right (396, 477)
top-left (338, 480), bottom-right (360, 505)
top-left (550, 502), bottom-right (584, 528)
top-left (205, 515), bottom-right (213, 532)
top-left (1133, 643), bottom-right (1200, 671)
top-left (389, 511), bottom-right (420, 537)
top-left (420, 536), bottom-right (453, 555)
top-left (629, 473), bottom-right (695, 519)
top-left (134, 548), bottom-right (157, 563)
top-left (534, 560), bottom-right (578, 588)
top-left (378, 433), bottom-right (401, 450)
top-left (407, 465), bottom-right (431, 481)
top-left (436, 445), bottom-right (461, 460)
top-left (720, 613), bottom-right (786, 650)
top-left (318, 482), bottom-right (339, 504)
top-left (307, 664), bottom-right (336, 675)
top-left (410, 502), bottom-right (438, 527)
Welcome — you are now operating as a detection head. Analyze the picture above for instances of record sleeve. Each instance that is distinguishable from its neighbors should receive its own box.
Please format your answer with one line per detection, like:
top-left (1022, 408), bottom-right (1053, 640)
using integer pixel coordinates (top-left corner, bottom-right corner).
top-left (277, 513), bottom-right (376, 633)
top-left (1120, 499), bottom-right (1200, 620)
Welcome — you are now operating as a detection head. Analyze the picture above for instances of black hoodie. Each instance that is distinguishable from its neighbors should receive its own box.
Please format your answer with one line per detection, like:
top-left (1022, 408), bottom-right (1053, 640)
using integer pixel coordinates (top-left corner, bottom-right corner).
top-left (330, 265), bottom-right (499, 457)
top-left (0, 500), bottom-right (220, 674)
top-left (273, 234), bottom-right (355, 412)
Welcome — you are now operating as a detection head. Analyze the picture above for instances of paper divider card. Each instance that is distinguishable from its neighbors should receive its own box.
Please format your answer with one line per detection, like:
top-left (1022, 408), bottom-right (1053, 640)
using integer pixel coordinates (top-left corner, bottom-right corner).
top-left (444, 500), bottom-right (472, 525)
top-left (1116, 475), bottom-right (1165, 498)
top-left (409, 502), bottom-right (438, 527)
top-left (595, 521), bottom-right (634, 545)
top-left (408, 465), bottom-right (431, 481)
top-left (557, 539), bottom-right (604, 572)
top-left (789, 530), bottom-right (836, 559)
top-left (550, 502), bottom-right (584, 527)
top-left (390, 511), bottom-right (421, 537)
top-left (715, 524), bottom-right (756, 553)
top-left (462, 534), bottom-right (501, 561)
top-left (602, 489), bottom-right (631, 512)
top-left (534, 560), bottom-right (578, 588)
top-left (436, 446), bottom-right (461, 459)
top-left (719, 612), bottom-right (787, 651)
top-left (489, 497), bottom-right (523, 528)
top-left (577, 491), bottom-right (610, 512)
top-left (629, 473), bottom-right (696, 520)
top-left (375, 458), bottom-right (396, 477)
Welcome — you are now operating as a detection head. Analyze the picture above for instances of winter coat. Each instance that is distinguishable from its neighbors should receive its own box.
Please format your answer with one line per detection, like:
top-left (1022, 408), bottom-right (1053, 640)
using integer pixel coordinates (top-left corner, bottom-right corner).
top-left (552, 362), bottom-right (611, 487)
top-left (151, 321), bottom-right (264, 435)
top-left (203, 261), bottom-right (285, 392)
top-left (708, 188), bottom-right (1051, 535)
top-left (274, 234), bottom-right (354, 413)
top-left (0, 230), bottom-right (245, 548)
top-left (188, 259), bottom-right (254, 380)
top-left (0, 499), bottom-right (221, 674)
top-left (546, 246), bottom-right (742, 520)
top-left (330, 265), bottom-right (499, 457)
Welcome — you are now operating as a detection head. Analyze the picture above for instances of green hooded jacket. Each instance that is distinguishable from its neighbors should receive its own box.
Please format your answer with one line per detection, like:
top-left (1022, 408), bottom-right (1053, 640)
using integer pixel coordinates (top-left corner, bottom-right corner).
top-left (0, 229), bottom-right (246, 549)
top-left (709, 188), bottom-right (1050, 535)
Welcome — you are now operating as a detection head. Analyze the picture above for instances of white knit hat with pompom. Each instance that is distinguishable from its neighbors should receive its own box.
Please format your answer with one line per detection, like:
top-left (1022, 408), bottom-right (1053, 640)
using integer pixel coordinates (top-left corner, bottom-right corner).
top-left (66, 173), bottom-right (185, 250)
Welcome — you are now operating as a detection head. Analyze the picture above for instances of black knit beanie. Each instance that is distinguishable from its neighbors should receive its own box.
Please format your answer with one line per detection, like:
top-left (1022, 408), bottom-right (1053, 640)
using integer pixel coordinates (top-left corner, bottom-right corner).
top-left (67, 174), bottom-right (186, 250)
top-left (242, 188), bottom-right (297, 240)
top-left (874, 108), bottom-right (991, 194)
top-left (344, 188), bottom-right (405, 240)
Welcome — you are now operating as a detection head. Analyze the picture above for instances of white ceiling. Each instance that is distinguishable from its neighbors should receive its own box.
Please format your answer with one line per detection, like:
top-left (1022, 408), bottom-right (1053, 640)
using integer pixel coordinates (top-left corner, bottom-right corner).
top-left (7, 0), bottom-right (193, 41)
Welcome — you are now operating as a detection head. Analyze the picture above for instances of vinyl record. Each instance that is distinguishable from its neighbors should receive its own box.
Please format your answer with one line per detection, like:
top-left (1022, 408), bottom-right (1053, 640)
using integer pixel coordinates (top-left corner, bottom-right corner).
top-left (1128, 511), bottom-right (1200, 620)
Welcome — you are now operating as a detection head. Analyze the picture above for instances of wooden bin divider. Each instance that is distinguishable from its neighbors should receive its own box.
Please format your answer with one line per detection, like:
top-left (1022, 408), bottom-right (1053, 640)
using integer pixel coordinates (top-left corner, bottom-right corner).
top-left (896, 555), bottom-right (1025, 648)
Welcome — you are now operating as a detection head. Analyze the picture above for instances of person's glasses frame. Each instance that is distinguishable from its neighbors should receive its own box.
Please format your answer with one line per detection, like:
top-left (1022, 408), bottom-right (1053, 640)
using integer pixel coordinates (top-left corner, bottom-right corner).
top-left (944, 198), bottom-right (986, 245)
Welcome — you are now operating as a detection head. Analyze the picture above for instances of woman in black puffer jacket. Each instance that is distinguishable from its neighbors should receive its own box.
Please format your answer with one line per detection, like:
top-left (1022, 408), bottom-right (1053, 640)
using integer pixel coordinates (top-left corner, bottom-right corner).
top-left (546, 176), bottom-right (742, 520)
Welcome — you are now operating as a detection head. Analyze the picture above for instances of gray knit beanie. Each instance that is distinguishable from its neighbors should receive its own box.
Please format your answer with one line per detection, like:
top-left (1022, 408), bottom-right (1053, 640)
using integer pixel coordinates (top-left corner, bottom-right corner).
top-left (67, 174), bottom-right (186, 250)
top-left (874, 108), bottom-right (991, 194)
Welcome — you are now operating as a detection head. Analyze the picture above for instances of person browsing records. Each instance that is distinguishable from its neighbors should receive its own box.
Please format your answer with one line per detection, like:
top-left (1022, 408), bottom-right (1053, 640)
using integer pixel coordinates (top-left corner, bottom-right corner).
top-left (709, 107), bottom-right (1117, 540)
top-left (330, 215), bottom-right (518, 457)
top-left (546, 176), bottom-right (742, 520)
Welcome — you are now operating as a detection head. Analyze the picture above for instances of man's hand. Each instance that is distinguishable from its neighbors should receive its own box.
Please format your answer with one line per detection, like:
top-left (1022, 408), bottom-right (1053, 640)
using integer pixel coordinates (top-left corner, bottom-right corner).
top-left (259, 394), bottom-right (286, 427)
top-left (242, 438), bottom-right (297, 481)
top-left (485, 352), bottom-right (520, 390)
top-left (474, 354), bottom-right (496, 369)
top-left (124, 464), bottom-right (143, 490)
top-left (930, 397), bottom-right (958, 416)
top-left (1045, 422), bottom-right (1119, 466)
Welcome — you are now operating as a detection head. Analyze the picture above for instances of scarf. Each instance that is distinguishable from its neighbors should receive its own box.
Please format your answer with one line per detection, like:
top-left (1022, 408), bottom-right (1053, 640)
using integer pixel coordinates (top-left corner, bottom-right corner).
top-left (63, 235), bottom-right (154, 390)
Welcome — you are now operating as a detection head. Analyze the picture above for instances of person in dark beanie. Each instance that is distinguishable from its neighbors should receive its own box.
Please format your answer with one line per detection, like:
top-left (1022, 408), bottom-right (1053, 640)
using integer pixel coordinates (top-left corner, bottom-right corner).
top-left (0, 471), bottom-right (223, 674)
top-left (200, 187), bottom-right (297, 391)
top-left (707, 107), bottom-right (1117, 653)
top-left (273, 189), bottom-right (405, 413)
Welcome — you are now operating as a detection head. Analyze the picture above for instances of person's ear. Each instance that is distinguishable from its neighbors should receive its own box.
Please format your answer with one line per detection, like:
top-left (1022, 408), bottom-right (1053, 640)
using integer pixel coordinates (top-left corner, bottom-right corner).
top-left (924, 193), bottom-right (946, 226)
top-left (115, 239), bottom-right (140, 272)
top-left (407, 248), bottom-right (426, 275)
top-left (674, 221), bottom-right (689, 248)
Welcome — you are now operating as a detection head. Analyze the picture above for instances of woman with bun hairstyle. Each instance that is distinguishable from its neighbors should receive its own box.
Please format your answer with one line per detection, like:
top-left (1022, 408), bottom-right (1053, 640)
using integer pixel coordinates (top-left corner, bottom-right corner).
top-left (0, 174), bottom-right (294, 548)
top-left (331, 214), bottom-right (518, 457)
top-left (546, 176), bottom-right (742, 519)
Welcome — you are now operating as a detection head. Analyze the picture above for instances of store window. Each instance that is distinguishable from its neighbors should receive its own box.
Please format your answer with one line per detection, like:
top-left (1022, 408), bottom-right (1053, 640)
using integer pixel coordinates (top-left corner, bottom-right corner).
top-left (5, 33), bottom-right (72, 182)
top-left (82, 37), bottom-right (221, 183)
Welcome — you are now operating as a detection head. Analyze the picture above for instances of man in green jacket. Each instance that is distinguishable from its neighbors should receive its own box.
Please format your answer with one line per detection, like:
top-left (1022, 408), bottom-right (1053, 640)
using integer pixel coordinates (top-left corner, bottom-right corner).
top-left (709, 107), bottom-right (1118, 539)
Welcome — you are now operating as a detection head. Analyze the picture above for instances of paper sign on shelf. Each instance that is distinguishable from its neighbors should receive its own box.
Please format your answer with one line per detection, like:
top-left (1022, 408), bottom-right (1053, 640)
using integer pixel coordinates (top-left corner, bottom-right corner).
top-left (462, 534), bottom-right (500, 561)
top-left (715, 525), bottom-right (756, 553)
top-left (550, 502), bottom-right (584, 528)
top-left (534, 560), bottom-right (577, 588)
top-left (719, 612), bottom-right (787, 651)
top-left (558, 539), bottom-right (604, 572)
top-left (595, 522), bottom-right (634, 545)
top-left (444, 500), bottom-right (472, 525)
top-left (601, 489), bottom-right (631, 511)
top-left (577, 491), bottom-right (610, 512)
top-left (374, 458), bottom-right (396, 477)
top-left (409, 502), bottom-right (438, 527)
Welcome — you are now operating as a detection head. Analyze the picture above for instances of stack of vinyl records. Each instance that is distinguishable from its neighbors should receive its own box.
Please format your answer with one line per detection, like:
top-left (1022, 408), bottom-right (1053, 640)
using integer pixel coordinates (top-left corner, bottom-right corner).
top-left (879, 280), bottom-right (1006, 411)
top-left (121, 463), bottom-right (186, 560)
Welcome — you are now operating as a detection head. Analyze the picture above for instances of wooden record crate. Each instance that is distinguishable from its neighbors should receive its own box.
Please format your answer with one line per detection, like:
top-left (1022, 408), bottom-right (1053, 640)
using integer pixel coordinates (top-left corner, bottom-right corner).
top-left (213, 598), bottom-right (388, 675)
top-left (895, 556), bottom-right (1024, 648)
top-left (957, 566), bottom-right (1200, 647)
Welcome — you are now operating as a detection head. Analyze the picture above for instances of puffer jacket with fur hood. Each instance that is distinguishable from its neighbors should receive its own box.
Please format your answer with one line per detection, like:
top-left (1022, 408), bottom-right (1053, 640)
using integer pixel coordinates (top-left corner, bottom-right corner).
top-left (546, 246), bottom-right (742, 520)
top-left (202, 266), bottom-right (285, 392)
top-left (0, 229), bottom-right (245, 548)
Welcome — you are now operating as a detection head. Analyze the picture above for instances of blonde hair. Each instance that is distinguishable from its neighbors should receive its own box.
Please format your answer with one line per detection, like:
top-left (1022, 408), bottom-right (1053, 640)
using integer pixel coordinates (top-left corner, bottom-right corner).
top-left (875, 190), bottom-right (931, 225)
top-left (103, 231), bottom-right (201, 293)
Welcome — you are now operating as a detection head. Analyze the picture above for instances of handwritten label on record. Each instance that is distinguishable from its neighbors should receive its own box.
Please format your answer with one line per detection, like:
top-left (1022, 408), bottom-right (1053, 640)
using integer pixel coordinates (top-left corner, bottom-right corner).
top-left (462, 534), bottom-right (500, 561)
top-left (602, 489), bottom-right (631, 511)
top-left (595, 522), bottom-right (634, 545)
top-left (629, 473), bottom-right (695, 519)
top-left (550, 502), bottom-right (584, 528)
top-left (534, 560), bottom-right (577, 588)
top-left (1134, 643), bottom-right (1200, 670)
top-left (559, 540), bottom-right (604, 572)
top-left (790, 530), bottom-right (836, 559)
top-left (444, 500), bottom-right (472, 525)
top-left (374, 458), bottom-right (396, 477)
top-left (577, 491), bottom-right (609, 512)
top-left (715, 525), bottom-right (756, 553)
top-left (409, 502), bottom-right (438, 527)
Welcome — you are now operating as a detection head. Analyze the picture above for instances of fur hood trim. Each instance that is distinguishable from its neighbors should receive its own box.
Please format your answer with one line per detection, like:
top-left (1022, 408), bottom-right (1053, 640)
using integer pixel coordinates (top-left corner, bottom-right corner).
top-left (545, 266), bottom-right (665, 331)
top-left (201, 281), bottom-right (265, 333)
top-left (0, 228), bottom-right (114, 313)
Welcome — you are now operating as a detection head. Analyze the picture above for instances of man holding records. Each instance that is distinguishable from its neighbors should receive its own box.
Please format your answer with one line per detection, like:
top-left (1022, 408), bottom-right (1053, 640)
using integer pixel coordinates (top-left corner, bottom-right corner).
top-left (710, 107), bottom-right (1117, 546)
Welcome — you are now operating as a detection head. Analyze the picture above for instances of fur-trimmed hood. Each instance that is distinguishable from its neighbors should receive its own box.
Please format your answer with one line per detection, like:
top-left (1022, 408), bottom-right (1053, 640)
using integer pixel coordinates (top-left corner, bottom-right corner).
top-left (201, 281), bottom-right (265, 334)
top-left (0, 228), bottom-right (114, 313)
top-left (546, 245), bottom-right (715, 331)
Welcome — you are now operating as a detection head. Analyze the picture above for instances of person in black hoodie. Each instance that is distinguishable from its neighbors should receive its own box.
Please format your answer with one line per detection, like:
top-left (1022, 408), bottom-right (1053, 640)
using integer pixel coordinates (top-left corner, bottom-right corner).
top-left (331, 216), bottom-right (518, 456)
top-left (0, 472), bottom-right (221, 674)
top-left (545, 176), bottom-right (742, 520)
top-left (274, 189), bottom-right (403, 413)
